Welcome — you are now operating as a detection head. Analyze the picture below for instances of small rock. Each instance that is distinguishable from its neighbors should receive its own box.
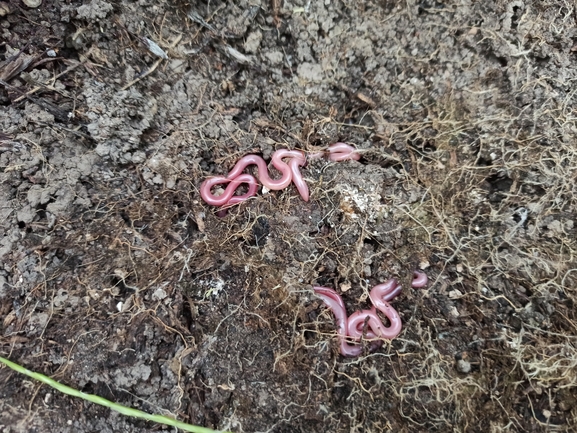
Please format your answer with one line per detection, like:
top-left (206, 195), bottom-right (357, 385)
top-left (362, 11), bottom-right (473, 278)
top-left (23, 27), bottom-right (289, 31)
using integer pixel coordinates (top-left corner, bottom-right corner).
top-left (22, 0), bottom-right (42, 8)
top-left (152, 287), bottom-right (167, 301)
top-left (456, 359), bottom-right (471, 374)
top-left (448, 289), bottom-right (462, 299)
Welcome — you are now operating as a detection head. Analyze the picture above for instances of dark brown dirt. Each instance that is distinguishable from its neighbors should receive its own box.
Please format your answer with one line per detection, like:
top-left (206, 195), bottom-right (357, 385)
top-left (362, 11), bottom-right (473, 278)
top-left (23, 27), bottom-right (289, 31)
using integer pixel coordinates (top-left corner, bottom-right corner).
top-left (1, 1), bottom-right (577, 432)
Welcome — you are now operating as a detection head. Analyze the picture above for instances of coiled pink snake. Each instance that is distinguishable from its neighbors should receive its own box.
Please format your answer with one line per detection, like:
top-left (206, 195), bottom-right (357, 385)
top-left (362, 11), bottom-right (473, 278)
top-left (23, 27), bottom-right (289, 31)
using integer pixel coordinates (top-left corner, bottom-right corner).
top-left (314, 271), bottom-right (428, 357)
top-left (200, 143), bottom-right (360, 208)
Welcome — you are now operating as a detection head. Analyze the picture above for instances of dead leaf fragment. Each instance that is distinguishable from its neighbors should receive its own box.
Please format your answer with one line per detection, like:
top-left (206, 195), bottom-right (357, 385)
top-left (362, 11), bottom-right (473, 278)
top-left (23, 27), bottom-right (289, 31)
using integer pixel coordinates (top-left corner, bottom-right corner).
top-left (224, 45), bottom-right (251, 64)
top-left (0, 53), bottom-right (36, 81)
top-left (142, 37), bottom-right (168, 60)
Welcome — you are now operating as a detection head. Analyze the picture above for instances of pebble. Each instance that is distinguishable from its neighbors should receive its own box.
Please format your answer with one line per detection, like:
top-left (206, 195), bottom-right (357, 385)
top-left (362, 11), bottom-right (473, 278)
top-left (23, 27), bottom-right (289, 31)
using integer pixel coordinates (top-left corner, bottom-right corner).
top-left (456, 359), bottom-right (471, 374)
top-left (23, 0), bottom-right (42, 7)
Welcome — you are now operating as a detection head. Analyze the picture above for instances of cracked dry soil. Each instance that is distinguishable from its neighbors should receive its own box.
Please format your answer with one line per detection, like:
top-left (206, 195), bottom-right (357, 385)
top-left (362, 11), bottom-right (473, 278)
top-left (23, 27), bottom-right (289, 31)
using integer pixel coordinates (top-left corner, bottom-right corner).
top-left (1, 1), bottom-right (577, 432)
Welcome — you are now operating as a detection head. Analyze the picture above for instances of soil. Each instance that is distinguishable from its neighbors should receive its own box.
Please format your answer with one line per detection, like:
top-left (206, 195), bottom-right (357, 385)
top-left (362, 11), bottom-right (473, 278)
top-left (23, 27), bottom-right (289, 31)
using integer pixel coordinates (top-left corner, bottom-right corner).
top-left (1, 0), bottom-right (577, 432)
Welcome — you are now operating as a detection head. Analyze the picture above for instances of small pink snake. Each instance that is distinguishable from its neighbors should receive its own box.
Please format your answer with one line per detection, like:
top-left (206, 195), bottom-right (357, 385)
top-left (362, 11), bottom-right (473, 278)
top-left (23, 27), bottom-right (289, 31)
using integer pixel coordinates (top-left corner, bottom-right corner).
top-left (200, 143), bottom-right (360, 208)
top-left (314, 271), bottom-right (428, 357)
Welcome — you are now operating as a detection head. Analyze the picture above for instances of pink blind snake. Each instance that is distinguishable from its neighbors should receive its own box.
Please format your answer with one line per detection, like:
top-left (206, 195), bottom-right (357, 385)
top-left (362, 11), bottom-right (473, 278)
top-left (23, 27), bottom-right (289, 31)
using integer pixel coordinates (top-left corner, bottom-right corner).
top-left (314, 271), bottom-right (428, 357)
top-left (199, 143), bottom-right (360, 208)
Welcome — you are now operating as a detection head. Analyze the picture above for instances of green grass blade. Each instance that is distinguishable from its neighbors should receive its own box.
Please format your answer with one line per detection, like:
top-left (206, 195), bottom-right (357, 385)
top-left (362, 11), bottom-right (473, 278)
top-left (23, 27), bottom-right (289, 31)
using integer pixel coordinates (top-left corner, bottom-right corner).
top-left (0, 356), bottom-right (228, 433)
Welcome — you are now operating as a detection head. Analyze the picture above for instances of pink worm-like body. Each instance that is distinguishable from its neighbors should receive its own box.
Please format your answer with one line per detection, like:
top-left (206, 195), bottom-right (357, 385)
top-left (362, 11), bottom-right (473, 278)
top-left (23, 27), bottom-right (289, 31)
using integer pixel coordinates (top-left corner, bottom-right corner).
top-left (327, 142), bottom-right (362, 162)
top-left (200, 143), bottom-right (360, 208)
top-left (200, 174), bottom-right (258, 206)
top-left (314, 271), bottom-right (428, 357)
top-left (308, 142), bottom-right (360, 162)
